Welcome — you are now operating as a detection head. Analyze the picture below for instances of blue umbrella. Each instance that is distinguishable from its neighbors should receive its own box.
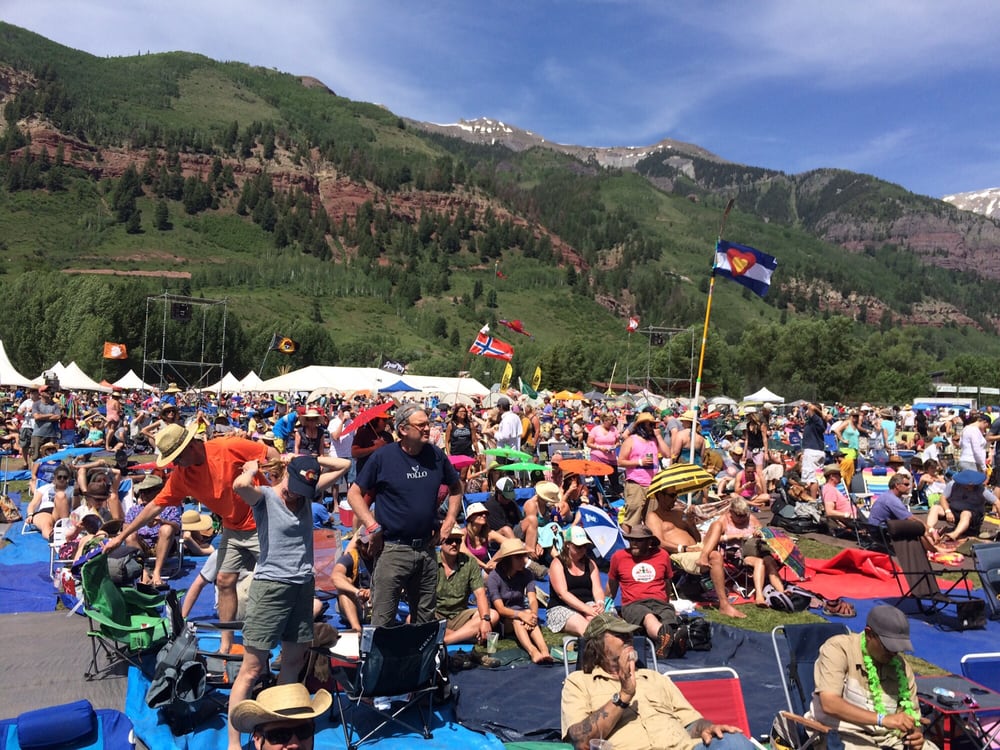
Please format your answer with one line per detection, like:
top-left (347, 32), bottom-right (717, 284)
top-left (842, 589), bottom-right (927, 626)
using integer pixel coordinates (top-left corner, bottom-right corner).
top-left (34, 446), bottom-right (103, 465)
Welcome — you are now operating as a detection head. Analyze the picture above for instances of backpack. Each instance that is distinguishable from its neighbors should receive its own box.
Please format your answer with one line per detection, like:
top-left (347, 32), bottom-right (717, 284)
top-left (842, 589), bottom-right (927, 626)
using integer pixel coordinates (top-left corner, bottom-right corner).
top-left (769, 488), bottom-right (824, 535)
top-left (106, 546), bottom-right (145, 586)
top-left (680, 614), bottom-right (712, 651)
top-left (764, 584), bottom-right (817, 612)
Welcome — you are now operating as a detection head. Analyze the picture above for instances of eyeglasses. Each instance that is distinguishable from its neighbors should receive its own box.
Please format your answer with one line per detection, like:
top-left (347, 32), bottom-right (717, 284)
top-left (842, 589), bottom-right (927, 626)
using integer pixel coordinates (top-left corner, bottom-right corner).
top-left (54, 474), bottom-right (71, 480)
top-left (406, 422), bottom-right (431, 431)
top-left (259, 721), bottom-right (316, 745)
top-left (444, 537), bottom-right (462, 545)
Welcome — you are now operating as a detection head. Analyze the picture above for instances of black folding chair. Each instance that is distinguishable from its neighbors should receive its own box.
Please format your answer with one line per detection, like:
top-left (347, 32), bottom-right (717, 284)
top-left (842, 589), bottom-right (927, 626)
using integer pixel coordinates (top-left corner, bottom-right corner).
top-left (771, 622), bottom-right (850, 750)
top-left (885, 518), bottom-right (976, 616)
top-left (972, 542), bottom-right (1000, 620)
top-left (332, 620), bottom-right (447, 750)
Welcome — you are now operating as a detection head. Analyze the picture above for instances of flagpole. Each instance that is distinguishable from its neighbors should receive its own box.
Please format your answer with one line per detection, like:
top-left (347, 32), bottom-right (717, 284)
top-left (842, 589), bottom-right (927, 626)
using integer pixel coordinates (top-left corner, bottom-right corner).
top-left (689, 198), bottom-right (735, 464)
top-left (259, 333), bottom-right (275, 379)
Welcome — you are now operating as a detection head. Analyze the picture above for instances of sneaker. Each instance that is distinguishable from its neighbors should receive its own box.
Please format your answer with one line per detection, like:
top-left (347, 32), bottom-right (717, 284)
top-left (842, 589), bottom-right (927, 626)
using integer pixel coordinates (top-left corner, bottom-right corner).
top-left (535, 588), bottom-right (550, 607)
top-left (655, 631), bottom-right (673, 658)
top-left (471, 651), bottom-right (501, 669)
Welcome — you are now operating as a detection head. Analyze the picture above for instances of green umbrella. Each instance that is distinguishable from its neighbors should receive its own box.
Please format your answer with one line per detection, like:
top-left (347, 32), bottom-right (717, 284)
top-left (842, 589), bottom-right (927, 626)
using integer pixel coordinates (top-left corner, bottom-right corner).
top-left (496, 462), bottom-right (548, 472)
top-left (484, 447), bottom-right (533, 461)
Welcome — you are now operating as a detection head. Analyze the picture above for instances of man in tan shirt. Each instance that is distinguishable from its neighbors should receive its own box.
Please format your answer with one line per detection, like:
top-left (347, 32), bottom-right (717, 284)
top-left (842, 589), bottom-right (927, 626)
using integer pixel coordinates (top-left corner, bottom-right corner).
top-left (809, 605), bottom-right (936, 750)
top-left (561, 613), bottom-right (753, 750)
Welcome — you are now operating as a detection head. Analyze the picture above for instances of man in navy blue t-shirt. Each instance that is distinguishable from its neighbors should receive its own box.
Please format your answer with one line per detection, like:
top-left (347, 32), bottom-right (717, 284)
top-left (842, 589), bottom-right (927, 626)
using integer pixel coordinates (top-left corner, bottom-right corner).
top-left (348, 403), bottom-right (462, 627)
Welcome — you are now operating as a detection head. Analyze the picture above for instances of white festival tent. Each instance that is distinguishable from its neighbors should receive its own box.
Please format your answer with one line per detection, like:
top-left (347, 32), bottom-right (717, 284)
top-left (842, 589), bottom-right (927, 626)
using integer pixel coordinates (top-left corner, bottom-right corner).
top-left (0, 340), bottom-right (35, 387)
top-left (742, 387), bottom-right (784, 404)
top-left (199, 371), bottom-right (245, 393)
top-left (36, 361), bottom-right (112, 393)
top-left (112, 369), bottom-right (156, 390)
top-left (257, 365), bottom-right (489, 398)
top-left (239, 371), bottom-right (265, 391)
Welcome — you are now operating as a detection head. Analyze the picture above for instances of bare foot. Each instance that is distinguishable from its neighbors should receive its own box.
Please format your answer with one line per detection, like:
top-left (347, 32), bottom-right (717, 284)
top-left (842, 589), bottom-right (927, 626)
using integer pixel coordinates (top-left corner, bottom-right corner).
top-left (719, 604), bottom-right (747, 619)
top-left (152, 575), bottom-right (164, 588)
top-left (531, 651), bottom-right (554, 664)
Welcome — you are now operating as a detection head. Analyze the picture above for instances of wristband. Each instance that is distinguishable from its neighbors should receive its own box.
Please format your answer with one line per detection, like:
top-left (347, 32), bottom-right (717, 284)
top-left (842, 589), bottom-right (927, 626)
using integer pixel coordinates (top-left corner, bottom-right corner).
top-left (366, 522), bottom-right (382, 535)
top-left (678, 544), bottom-right (686, 553)
top-left (877, 713), bottom-right (885, 727)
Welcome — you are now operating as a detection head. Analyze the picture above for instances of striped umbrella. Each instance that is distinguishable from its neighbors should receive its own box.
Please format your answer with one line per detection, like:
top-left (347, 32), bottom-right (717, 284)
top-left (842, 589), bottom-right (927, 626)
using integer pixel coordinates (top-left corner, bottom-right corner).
top-left (646, 464), bottom-right (715, 496)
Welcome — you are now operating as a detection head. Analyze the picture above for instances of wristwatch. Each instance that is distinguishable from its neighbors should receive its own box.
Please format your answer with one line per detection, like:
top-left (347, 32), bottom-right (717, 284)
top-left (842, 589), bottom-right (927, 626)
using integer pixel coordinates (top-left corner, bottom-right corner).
top-left (611, 692), bottom-right (631, 709)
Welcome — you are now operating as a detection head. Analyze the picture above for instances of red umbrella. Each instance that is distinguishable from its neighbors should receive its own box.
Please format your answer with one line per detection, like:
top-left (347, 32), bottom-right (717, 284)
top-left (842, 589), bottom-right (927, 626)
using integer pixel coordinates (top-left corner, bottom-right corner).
top-left (341, 401), bottom-right (393, 436)
top-left (449, 454), bottom-right (476, 470)
top-left (558, 458), bottom-right (615, 477)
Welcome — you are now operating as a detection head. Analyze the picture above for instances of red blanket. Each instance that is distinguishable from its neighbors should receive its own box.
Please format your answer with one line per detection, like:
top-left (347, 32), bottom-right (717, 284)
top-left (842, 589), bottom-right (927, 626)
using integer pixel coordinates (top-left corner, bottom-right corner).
top-left (801, 549), bottom-right (902, 599)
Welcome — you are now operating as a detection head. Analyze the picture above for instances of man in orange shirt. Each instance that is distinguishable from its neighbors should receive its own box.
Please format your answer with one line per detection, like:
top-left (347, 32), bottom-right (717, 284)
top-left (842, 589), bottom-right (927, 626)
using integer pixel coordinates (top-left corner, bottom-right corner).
top-left (108, 423), bottom-right (278, 650)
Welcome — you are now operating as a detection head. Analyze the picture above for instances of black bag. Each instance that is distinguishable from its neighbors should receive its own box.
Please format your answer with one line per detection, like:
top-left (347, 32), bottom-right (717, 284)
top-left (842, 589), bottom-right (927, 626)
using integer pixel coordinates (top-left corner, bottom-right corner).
top-left (764, 584), bottom-right (815, 612)
top-left (106, 545), bottom-right (145, 586)
top-left (956, 600), bottom-right (987, 631)
top-left (681, 614), bottom-right (712, 651)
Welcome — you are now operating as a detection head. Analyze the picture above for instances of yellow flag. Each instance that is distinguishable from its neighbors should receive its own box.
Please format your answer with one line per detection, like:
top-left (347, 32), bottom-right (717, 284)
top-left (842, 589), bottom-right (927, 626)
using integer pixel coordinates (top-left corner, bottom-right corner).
top-left (500, 361), bottom-right (513, 391)
top-left (531, 365), bottom-right (542, 391)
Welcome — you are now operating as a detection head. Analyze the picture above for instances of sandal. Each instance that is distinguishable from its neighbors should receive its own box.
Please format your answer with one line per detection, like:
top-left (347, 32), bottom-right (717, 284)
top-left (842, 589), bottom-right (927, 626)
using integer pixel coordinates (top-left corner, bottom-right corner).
top-left (822, 598), bottom-right (856, 618)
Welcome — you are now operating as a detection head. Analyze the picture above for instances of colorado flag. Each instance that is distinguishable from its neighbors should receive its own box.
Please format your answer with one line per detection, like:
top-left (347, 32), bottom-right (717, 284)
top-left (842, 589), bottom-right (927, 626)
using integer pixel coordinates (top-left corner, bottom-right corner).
top-left (714, 240), bottom-right (777, 297)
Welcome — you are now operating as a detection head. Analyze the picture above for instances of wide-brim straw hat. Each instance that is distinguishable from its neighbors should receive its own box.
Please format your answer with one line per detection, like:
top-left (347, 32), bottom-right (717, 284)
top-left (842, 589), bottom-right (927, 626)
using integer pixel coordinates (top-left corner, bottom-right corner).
top-left (533, 481), bottom-right (560, 507)
top-left (465, 501), bottom-right (488, 518)
top-left (181, 510), bottom-right (214, 532)
top-left (229, 684), bottom-right (332, 733)
top-left (155, 422), bottom-right (198, 467)
top-left (493, 537), bottom-right (530, 563)
top-left (823, 464), bottom-right (842, 477)
top-left (164, 383), bottom-right (182, 394)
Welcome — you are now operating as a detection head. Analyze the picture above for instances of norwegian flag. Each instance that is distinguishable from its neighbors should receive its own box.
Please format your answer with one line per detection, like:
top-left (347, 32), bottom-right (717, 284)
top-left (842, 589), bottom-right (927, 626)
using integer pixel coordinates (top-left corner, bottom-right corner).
top-left (469, 330), bottom-right (514, 361)
top-left (627, 316), bottom-right (640, 333)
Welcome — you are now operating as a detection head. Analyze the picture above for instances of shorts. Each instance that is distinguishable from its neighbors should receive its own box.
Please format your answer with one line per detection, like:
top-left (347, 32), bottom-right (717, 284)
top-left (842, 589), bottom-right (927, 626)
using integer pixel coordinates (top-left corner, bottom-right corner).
top-left (546, 603), bottom-right (595, 633)
top-left (438, 608), bottom-right (477, 632)
top-left (242, 577), bottom-right (315, 650)
top-left (621, 598), bottom-right (677, 629)
top-left (669, 551), bottom-right (704, 574)
top-left (216, 527), bottom-right (260, 575)
top-left (622, 481), bottom-right (649, 528)
top-left (801, 449), bottom-right (826, 484)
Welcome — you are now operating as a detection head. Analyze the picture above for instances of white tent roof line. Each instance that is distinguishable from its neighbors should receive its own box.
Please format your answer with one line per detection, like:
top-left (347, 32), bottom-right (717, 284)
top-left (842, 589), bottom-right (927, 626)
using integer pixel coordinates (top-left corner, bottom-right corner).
top-left (0, 340), bottom-right (35, 387)
top-left (257, 366), bottom-right (489, 397)
top-left (112, 369), bottom-right (155, 390)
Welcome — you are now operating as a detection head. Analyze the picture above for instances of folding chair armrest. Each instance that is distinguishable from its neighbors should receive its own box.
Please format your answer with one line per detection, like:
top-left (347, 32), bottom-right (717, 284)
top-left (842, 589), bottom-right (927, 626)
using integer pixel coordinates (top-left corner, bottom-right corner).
top-left (196, 620), bottom-right (244, 630)
top-left (84, 607), bottom-right (170, 639)
top-left (779, 711), bottom-right (830, 734)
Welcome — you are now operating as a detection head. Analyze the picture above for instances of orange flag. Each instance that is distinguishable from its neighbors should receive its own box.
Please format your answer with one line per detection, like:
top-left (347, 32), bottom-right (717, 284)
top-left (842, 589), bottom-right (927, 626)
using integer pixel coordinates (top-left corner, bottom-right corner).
top-left (103, 342), bottom-right (128, 359)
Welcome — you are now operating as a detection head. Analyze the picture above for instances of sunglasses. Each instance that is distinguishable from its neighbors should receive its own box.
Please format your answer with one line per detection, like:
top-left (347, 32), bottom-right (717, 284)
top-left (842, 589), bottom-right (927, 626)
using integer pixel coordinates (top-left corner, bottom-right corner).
top-left (54, 474), bottom-right (71, 480)
top-left (260, 722), bottom-right (315, 744)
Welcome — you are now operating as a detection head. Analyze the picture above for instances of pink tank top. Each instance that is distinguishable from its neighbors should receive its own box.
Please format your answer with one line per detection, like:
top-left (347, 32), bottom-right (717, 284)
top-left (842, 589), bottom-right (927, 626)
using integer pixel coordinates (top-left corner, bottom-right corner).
top-left (464, 531), bottom-right (489, 565)
top-left (624, 435), bottom-right (658, 486)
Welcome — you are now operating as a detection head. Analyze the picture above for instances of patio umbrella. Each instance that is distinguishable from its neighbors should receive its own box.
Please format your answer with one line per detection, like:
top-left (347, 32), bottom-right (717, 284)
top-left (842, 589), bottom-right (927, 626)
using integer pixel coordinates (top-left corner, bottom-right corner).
top-left (448, 454), bottom-right (476, 470)
top-left (341, 401), bottom-right (393, 436)
top-left (582, 391), bottom-right (606, 402)
top-left (647, 464), bottom-right (715, 496)
top-left (559, 458), bottom-right (614, 477)
top-left (496, 462), bottom-right (548, 472)
top-left (579, 504), bottom-right (625, 558)
top-left (483, 447), bottom-right (532, 462)
top-left (552, 390), bottom-right (583, 401)
top-left (34, 446), bottom-right (103, 465)
top-left (759, 526), bottom-right (807, 580)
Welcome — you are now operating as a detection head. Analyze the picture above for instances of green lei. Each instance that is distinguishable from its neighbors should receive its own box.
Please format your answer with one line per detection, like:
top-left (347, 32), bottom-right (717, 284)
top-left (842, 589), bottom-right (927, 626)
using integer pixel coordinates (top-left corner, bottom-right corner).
top-left (860, 632), bottom-right (920, 721)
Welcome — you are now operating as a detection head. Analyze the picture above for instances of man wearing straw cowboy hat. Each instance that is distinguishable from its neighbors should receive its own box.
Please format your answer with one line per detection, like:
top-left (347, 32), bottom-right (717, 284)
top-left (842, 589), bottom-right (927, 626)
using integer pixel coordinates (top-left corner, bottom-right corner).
top-left (107, 422), bottom-right (278, 652)
top-left (230, 683), bottom-right (331, 749)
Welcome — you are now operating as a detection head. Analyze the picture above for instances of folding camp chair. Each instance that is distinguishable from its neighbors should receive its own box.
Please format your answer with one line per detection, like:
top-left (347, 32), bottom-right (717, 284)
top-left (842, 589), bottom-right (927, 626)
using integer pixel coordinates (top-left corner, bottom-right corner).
top-left (885, 518), bottom-right (978, 617)
top-left (0, 699), bottom-right (135, 750)
top-left (561, 634), bottom-right (658, 677)
top-left (332, 620), bottom-right (448, 750)
top-left (771, 622), bottom-right (850, 750)
top-left (79, 552), bottom-right (170, 680)
top-left (972, 542), bottom-right (1000, 620)
top-left (666, 667), bottom-right (768, 749)
top-left (958, 653), bottom-right (1000, 747)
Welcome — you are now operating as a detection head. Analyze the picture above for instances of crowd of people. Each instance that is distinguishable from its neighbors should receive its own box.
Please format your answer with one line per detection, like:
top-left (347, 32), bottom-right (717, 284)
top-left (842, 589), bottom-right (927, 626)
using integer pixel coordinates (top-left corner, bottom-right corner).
top-left (9, 380), bottom-right (1000, 749)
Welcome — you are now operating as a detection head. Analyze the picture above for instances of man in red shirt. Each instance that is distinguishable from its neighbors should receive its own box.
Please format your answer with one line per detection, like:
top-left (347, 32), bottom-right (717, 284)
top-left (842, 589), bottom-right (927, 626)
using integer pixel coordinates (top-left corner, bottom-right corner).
top-left (108, 423), bottom-right (278, 650)
top-left (606, 524), bottom-right (686, 658)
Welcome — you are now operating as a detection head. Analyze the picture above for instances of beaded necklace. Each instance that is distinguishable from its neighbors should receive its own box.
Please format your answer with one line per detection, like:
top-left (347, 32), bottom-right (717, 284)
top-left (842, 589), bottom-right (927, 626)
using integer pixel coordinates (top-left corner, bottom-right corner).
top-left (860, 632), bottom-right (920, 720)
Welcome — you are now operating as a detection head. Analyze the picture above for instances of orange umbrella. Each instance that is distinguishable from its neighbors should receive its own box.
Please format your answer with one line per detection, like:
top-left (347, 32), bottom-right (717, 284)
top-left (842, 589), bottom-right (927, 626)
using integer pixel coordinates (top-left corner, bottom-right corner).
top-left (559, 458), bottom-right (614, 476)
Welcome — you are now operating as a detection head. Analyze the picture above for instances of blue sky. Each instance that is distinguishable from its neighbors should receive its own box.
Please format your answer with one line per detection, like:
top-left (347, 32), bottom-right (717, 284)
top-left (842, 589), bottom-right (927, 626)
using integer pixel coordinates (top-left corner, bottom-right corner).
top-left (7, 1), bottom-right (1000, 198)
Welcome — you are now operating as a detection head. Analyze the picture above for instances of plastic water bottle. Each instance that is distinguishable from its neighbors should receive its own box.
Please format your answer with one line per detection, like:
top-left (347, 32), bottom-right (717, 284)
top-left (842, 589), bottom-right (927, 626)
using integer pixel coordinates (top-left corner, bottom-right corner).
top-left (933, 687), bottom-right (956, 700)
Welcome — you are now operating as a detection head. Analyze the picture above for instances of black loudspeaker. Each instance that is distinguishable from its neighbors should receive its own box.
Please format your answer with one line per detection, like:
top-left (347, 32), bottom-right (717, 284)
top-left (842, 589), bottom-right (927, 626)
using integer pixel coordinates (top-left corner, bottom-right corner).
top-left (171, 303), bottom-right (193, 322)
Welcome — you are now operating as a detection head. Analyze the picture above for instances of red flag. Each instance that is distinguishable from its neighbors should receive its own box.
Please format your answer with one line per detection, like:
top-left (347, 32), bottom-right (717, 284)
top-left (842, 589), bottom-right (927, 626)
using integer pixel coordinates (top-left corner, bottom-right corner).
top-left (627, 316), bottom-right (640, 333)
top-left (469, 332), bottom-right (514, 361)
top-left (498, 319), bottom-right (533, 337)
